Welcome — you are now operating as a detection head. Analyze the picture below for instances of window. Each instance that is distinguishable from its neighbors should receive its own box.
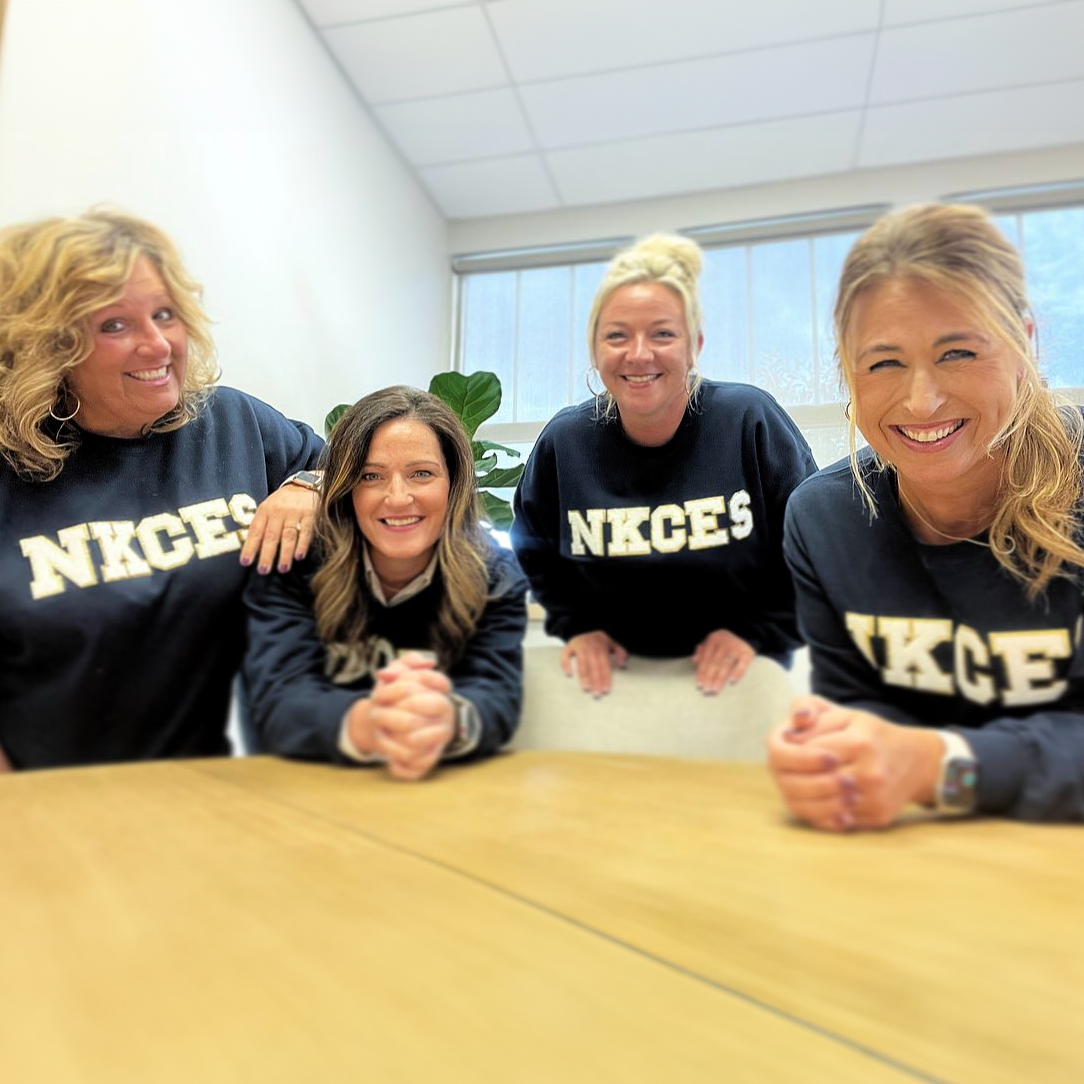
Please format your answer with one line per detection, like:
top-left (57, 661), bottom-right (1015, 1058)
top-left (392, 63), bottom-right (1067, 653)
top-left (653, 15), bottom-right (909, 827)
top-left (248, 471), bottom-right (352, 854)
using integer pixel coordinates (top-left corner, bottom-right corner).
top-left (456, 194), bottom-right (1084, 473)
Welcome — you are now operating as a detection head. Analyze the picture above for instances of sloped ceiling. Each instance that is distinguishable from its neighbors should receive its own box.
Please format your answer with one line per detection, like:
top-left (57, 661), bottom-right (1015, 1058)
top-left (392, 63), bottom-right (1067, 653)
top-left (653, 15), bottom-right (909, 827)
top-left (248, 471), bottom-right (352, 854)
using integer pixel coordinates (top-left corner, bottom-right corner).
top-left (298, 0), bottom-right (1084, 219)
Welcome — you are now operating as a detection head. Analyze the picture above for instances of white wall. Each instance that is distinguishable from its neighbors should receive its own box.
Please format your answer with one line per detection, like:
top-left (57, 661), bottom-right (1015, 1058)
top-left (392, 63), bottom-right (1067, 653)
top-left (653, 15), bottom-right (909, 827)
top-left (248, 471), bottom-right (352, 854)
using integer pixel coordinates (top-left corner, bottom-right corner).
top-left (449, 143), bottom-right (1084, 255)
top-left (0, 0), bottom-right (450, 433)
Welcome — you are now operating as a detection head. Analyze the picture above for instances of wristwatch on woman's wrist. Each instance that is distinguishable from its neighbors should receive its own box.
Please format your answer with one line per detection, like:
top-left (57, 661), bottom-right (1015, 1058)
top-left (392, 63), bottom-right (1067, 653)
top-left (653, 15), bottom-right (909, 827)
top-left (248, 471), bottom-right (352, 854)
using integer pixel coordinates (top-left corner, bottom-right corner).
top-left (935, 730), bottom-right (979, 814)
top-left (281, 470), bottom-right (323, 492)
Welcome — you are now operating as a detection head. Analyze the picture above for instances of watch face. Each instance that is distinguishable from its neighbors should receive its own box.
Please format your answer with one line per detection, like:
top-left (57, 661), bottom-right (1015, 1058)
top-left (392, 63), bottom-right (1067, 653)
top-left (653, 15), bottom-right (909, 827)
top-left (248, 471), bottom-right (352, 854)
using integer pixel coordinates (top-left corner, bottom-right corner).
top-left (941, 756), bottom-right (979, 812)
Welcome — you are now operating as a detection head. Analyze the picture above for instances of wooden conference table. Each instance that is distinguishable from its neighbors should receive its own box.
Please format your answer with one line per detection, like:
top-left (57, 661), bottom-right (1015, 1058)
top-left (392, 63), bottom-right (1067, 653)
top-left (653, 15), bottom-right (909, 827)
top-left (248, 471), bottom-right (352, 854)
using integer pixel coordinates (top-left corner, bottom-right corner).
top-left (1, 752), bottom-right (1081, 1084)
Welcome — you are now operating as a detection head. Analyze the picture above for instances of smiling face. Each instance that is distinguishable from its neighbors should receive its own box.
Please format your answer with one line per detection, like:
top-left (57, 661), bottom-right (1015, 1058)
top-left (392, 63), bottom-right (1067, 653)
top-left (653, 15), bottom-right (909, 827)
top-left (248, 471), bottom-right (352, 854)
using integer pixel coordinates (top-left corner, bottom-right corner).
top-left (593, 282), bottom-right (700, 446)
top-left (351, 417), bottom-right (451, 591)
top-left (847, 276), bottom-right (1025, 505)
top-left (67, 256), bottom-right (188, 438)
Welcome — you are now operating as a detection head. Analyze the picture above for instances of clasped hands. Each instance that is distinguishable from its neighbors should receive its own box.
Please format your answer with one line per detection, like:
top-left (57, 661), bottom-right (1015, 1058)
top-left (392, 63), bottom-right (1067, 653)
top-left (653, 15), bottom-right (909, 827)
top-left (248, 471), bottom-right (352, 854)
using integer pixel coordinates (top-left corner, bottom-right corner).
top-left (346, 652), bottom-right (456, 782)
top-left (561, 628), bottom-right (755, 698)
top-left (767, 695), bottom-right (944, 831)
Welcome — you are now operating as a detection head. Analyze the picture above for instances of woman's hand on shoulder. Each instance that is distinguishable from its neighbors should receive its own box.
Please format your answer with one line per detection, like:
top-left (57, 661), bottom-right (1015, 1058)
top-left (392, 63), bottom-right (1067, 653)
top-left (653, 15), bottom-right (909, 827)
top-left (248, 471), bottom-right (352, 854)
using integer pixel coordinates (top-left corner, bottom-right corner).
top-left (692, 629), bottom-right (754, 694)
top-left (240, 485), bottom-right (318, 574)
top-left (354, 661), bottom-right (456, 782)
top-left (561, 631), bottom-right (629, 698)
top-left (767, 695), bottom-right (943, 831)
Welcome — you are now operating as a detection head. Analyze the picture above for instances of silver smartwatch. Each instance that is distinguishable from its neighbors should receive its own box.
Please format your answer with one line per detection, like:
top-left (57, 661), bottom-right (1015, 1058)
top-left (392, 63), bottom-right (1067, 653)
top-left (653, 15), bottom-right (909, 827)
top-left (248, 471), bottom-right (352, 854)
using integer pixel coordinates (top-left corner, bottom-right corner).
top-left (935, 730), bottom-right (979, 815)
top-left (281, 469), bottom-right (323, 492)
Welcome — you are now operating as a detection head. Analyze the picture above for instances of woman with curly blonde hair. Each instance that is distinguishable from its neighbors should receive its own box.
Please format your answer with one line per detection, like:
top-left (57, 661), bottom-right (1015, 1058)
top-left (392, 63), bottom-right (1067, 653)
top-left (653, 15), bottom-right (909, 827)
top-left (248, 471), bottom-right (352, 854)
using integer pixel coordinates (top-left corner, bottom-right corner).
top-left (244, 386), bottom-right (527, 781)
top-left (512, 233), bottom-right (816, 701)
top-left (769, 202), bottom-right (1084, 828)
top-left (0, 209), bottom-right (323, 770)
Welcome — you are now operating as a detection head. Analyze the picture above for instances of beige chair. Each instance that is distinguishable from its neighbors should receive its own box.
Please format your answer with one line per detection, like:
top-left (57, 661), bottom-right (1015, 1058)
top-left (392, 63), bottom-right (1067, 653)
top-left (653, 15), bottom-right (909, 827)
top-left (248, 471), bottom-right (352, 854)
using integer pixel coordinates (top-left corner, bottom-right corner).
top-left (512, 643), bottom-right (803, 761)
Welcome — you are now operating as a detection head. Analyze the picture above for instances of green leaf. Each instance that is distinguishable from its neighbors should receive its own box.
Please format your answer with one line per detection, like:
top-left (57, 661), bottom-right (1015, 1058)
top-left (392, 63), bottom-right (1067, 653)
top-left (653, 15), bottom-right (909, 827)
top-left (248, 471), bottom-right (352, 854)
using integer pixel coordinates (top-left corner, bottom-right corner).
top-left (480, 490), bottom-right (514, 530)
top-left (474, 453), bottom-right (498, 474)
top-left (475, 439), bottom-right (522, 459)
top-left (324, 403), bottom-right (351, 437)
top-left (477, 464), bottom-right (524, 489)
top-left (428, 371), bottom-right (501, 439)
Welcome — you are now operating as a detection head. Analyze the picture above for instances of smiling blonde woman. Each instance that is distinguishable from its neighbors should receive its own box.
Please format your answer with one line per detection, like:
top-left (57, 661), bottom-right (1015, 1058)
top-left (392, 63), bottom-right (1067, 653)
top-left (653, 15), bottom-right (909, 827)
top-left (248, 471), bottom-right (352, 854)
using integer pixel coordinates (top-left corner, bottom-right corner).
top-left (511, 234), bottom-right (817, 702)
top-left (768, 203), bottom-right (1084, 829)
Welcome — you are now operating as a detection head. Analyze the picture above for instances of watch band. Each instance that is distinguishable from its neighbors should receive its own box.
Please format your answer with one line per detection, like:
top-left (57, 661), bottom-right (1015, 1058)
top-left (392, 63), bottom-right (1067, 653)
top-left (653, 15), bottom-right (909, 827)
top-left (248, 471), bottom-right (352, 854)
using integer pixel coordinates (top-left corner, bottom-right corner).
top-left (935, 729), bottom-right (979, 815)
top-left (281, 469), bottom-right (323, 492)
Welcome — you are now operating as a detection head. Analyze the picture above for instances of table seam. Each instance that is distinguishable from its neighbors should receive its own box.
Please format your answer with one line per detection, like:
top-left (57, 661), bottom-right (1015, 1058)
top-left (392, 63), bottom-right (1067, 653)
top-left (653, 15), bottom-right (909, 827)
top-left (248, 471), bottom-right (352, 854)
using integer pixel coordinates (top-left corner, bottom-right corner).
top-left (188, 761), bottom-right (956, 1084)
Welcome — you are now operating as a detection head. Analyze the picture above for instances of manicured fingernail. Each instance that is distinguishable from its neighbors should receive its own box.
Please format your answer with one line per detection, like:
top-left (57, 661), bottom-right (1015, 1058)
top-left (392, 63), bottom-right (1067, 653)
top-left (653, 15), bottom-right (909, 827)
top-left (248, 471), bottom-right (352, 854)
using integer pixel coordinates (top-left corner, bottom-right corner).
top-left (257, 563), bottom-right (270, 575)
top-left (240, 555), bottom-right (252, 567)
top-left (820, 753), bottom-right (839, 770)
top-left (278, 562), bottom-right (289, 573)
top-left (794, 708), bottom-right (812, 721)
top-left (295, 550), bottom-right (306, 560)
top-left (836, 811), bottom-right (855, 830)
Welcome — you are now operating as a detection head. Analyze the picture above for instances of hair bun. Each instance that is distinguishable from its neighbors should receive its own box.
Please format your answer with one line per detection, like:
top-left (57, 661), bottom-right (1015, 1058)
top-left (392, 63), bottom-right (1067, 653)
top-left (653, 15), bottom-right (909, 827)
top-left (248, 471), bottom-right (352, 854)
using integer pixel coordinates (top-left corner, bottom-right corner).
top-left (609, 233), bottom-right (703, 287)
top-left (632, 233), bottom-right (702, 279)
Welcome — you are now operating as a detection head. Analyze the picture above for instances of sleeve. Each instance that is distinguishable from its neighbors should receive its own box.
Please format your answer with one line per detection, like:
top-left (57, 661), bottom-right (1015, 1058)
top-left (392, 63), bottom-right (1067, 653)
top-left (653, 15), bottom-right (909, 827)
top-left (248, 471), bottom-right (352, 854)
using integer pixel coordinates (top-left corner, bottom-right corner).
top-left (959, 712), bottom-right (1084, 821)
top-left (242, 562), bottom-right (361, 762)
top-left (445, 548), bottom-right (529, 759)
top-left (741, 401), bottom-right (819, 658)
top-left (510, 426), bottom-right (602, 642)
top-left (784, 499), bottom-right (920, 724)
top-left (250, 394), bottom-right (325, 487)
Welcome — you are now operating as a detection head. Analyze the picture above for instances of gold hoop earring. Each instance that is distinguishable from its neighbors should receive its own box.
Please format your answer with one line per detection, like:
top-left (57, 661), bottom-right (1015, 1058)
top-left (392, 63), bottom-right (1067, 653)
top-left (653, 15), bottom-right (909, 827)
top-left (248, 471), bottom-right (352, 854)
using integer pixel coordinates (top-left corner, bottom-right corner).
top-left (49, 396), bottom-right (81, 423)
top-left (844, 400), bottom-right (852, 421)
top-left (586, 368), bottom-right (605, 398)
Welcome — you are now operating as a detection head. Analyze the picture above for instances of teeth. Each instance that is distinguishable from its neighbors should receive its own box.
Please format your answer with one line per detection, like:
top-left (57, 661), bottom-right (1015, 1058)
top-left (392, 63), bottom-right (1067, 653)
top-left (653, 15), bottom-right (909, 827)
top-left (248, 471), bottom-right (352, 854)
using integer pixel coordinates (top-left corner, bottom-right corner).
top-left (900, 421), bottom-right (963, 443)
top-left (625, 374), bottom-right (658, 384)
top-left (129, 366), bottom-right (168, 381)
top-left (384, 517), bottom-right (420, 526)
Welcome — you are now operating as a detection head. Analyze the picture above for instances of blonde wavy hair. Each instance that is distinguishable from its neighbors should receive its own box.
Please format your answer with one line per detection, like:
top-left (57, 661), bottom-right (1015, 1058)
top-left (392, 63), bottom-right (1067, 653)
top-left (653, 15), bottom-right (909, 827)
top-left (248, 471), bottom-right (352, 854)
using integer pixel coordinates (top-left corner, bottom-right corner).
top-left (587, 233), bottom-right (704, 420)
top-left (835, 202), bottom-right (1084, 596)
top-left (0, 208), bottom-right (218, 480)
top-left (313, 386), bottom-right (491, 671)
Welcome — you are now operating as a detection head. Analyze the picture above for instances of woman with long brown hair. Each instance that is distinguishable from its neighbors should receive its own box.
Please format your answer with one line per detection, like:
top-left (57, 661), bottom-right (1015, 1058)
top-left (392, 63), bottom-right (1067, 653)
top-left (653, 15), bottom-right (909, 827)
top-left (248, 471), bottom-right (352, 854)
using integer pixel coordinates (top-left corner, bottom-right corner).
top-left (244, 386), bottom-right (527, 780)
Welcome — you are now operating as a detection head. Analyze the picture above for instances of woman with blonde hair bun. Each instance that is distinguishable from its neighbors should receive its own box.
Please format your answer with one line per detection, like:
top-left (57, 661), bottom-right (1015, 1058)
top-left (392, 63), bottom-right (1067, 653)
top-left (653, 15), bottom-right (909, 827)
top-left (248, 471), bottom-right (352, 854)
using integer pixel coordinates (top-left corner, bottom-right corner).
top-left (0, 208), bottom-right (323, 770)
top-left (769, 202), bottom-right (1084, 828)
top-left (512, 233), bottom-right (816, 699)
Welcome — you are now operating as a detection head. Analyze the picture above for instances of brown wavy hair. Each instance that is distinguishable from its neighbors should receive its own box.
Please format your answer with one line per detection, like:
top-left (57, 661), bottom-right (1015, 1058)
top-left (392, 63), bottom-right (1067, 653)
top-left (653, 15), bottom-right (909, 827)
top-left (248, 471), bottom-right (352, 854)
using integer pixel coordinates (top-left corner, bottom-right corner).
top-left (835, 202), bottom-right (1084, 596)
top-left (312, 386), bottom-right (491, 669)
top-left (0, 208), bottom-right (218, 480)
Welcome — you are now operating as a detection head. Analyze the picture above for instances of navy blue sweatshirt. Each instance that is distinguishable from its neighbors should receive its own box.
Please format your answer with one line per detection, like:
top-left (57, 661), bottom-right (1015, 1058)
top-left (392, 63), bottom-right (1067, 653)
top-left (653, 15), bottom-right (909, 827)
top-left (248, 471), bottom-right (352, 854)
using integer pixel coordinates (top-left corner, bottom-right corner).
top-left (785, 450), bottom-right (1084, 821)
top-left (0, 387), bottom-right (323, 768)
top-left (243, 543), bottom-right (527, 763)
top-left (511, 381), bottom-right (817, 659)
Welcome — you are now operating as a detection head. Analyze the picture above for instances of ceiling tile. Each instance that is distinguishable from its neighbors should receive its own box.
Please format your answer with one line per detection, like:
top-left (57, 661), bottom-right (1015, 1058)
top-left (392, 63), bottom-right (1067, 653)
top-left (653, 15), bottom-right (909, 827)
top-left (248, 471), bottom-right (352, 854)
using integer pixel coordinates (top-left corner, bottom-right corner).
top-left (299, 0), bottom-right (466, 27)
top-left (374, 89), bottom-right (534, 165)
top-left (882, 0), bottom-right (1062, 27)
top-left (870, 3), bottom-right (1084, 104)
top-left (547, 112), bottom-right (862, 205)
top-left (325, 7), bottom-right (508, 102)
top-left (519, 35), bottom-right (874, 148)
top-left (488, 0), bottom-right (881, 82)
top-left (419, 155), bottom-right (560, 218)
top-left (859, 79), bottom-right (1084, 167)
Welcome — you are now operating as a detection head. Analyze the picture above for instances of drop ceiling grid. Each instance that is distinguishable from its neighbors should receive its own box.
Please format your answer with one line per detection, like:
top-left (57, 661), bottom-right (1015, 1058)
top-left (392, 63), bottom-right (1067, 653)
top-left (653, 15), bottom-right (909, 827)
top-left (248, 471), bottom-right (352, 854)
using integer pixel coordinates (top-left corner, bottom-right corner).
top-left (299, 0), bottom-right (1084, 217)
